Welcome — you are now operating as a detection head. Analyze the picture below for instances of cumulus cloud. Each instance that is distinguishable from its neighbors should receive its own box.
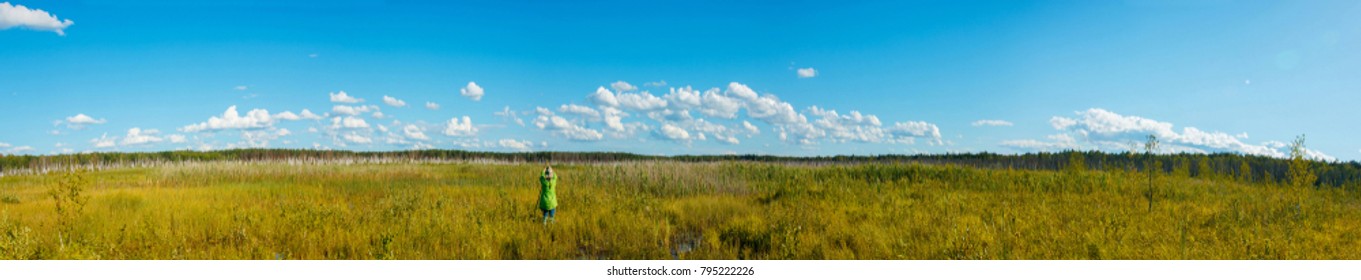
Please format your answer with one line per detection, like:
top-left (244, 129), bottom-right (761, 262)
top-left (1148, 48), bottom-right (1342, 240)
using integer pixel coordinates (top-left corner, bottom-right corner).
top-left (888, 121), bottom-right (942, 142)
top-left (742, 121), bottom-right (760, 134)
top-left (796, 67), bottom-right (817, 78)
top-left (342, 132), bottom-right (372, 144)
top-left (611, 81), bottom-right (637, 92)
top-left (559, 104), bottom-right (600, 120)
top-left (460, 82), bottom-right (484, 101)
top-left (698, 89), bottom-right (742, 119)
top-left (273, 111), bottom-right (300, 121)
top-left (425, 102), bottom-right (440, 110)
top-left (329, 91), bottom-right (363, 103)
top-left (298, 109), bottom-right (324, 120)
top-left (0, 2), bottom-right (73, 35)
top-left (402, 124), bottom-right (429, 140)
top-left (4, 145), bottom-right (34, 154)
top-left (239, 128), bottom-right (291, 148)
top-left (119, 128), bottom-right (164, 146)
top-left (972, 120), bottom-right (1014, 127)
top-left (168, 134), bottom-right (187, 143)
top-left (332, 104), bottom-right (377, 116)
top-left (181, 106), bottom-right (274, 132)
top-left (658, 123), bottom-right (691, 141)
top-left (805, 106), bottom-right (893, 143)
top-left (616, 91), bottom-right (668, 111)
top-left (533, 108), bottom-right (603, 141)
top-left (91, 133), bottom-right (115, 148)
top-left (664, 86), bottom-right (703, 108)
top-left (644, 80), bottom-right (667, 87)
top-left (495, 106), bottom-right (525, 127)
top-left (382, 95), bottom-right (406, 107)
top-left (531, 81), bottom-right (942, 146)
top-left (588, 87), bottom-right (619, 108)
top-left (1008, 108), bottom-right (1334, 160)
top-left (1000, 134), bottom-right (1079, 152)
top-left (330, 116), bottom-right (370, 129)
top-left (443, 116), bottom-right (478, 137)
top-left (0, 142), bottom-right (34, 154)
top-left (691, 119), bottom-right (745, 145)
top-left (499, 139), bottom-right (534, 151)
top-left (64, 113), bottom-right (106, 129)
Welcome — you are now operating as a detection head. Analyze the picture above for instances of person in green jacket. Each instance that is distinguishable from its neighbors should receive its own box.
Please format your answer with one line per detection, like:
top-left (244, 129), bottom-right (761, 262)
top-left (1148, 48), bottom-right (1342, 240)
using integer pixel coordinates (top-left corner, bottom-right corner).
top-left (539, 165), bottom-right (558, 225)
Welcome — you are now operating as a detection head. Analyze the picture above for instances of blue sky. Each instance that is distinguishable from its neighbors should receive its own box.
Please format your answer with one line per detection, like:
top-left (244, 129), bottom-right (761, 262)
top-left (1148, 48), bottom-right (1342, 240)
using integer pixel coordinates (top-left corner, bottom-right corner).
top-left (2, 0), bottom-right (1359, 161)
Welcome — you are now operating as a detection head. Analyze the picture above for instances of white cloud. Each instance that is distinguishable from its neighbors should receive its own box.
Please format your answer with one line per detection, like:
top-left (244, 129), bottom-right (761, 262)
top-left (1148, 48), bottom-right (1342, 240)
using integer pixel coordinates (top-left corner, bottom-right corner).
top-left (1050, 116), bottom-right (1078, 130)
top-left (691, 119), bottom-right (745, 145)
top-left (273, 111), bottom-right (301, 121)
top-left (534, 81), bottom-right (942, 146)
top-left (298, 109), bottom-right (324, 120)
top-left (698, 88), bottom-right (742, 119)
top-left (611, 81), bottom-right (637, 92)
top-left (559, 104), bottom-right (600, 120)
top-left (234, 85), bottom-right (248, 91)
top-left (91, 133), bottom-right (115, 148)
top-left (443, 116), bottom-right (478, 137)
top-left (888, 121), bottom-right (942, 143)
top-left (532, 108), bottom-right (603, 141)
top-left (806, 106), bottom-right (891, 143)
top-left (726, 82), bottom-right (759, 101)
top-left (168, 134), bottom-right (187, 143)
top-left (644, 80), bottom-right (667, 87)
top-left (342, 132), bottom-right (372, 144)
top-left (616, 91), bottom-right (668, 111)
top-left (725, 83), bottom-right (805, 129)
top-left (64, 113), bottom-right (106, 129)
top-left (972, 119), bottom-right (1014, 127)
top-left (1001, 134), bottom-right (1079, 152)
top-left (658, 123), bottom-right (691, 141)
top-left (0, 2), bottom-right (73, 35)
top-left (588, 87), bottom-right (619, 108)
top-left (664, 86), bottom-right (703, 108)
top-left (332, 104), bottom-right (377, 116)
top-left (499, 139), bottom-right (534, 151)
top-left (329, 91), bottom-right (363, 103)
top-left (460, 81), bottom-right (484, 101)
top-left (1014, 108), bottom-right (1334, 160)
top-left (402, 124), bottom-right (429, 140)
top-left (119, 128), bottom-right (164, 146)
top-left (382, 95), bottom-right (406, 107)
top-left (330, 116), bottom-right (370, 129)
top-left (0, 142), bottom-right (34, 154)
top-left (425, 102), bottom-right (440, 110)
top-left (601, 107), bottom-right (628, 132)
top-left (372, 111), bottom-right (386, 119)
top-left (181, 106), bottom-right (274, 132)
top-left (495, 106), bottom-right (525, 126)
top-left (4, 145), bottom-right (33, 154)
top-left (797, 67), bottom-right (817, 78)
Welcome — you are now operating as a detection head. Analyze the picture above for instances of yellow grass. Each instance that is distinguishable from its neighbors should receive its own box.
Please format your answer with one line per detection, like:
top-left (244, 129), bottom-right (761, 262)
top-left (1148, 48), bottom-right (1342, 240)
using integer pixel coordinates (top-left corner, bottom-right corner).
top-left (1, 161), bottom-right (1358, 259)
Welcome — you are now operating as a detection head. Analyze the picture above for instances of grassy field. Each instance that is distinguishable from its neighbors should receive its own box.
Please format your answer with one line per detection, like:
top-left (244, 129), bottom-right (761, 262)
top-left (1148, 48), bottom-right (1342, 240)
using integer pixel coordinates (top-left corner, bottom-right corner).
top-left (1, 161), bottom-right (1359, 259)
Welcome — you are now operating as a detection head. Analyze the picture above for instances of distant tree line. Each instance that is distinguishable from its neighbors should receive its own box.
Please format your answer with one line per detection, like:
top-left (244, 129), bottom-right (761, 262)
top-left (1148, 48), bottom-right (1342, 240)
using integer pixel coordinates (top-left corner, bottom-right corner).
top-left (2, 148), bottom-right (1359, 188)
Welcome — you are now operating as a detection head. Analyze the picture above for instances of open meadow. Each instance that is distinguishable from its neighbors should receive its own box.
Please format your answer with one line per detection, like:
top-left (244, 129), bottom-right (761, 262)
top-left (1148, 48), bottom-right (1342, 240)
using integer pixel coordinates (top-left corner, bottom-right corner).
top-left (2, 160), bottom-right (1360, 260)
